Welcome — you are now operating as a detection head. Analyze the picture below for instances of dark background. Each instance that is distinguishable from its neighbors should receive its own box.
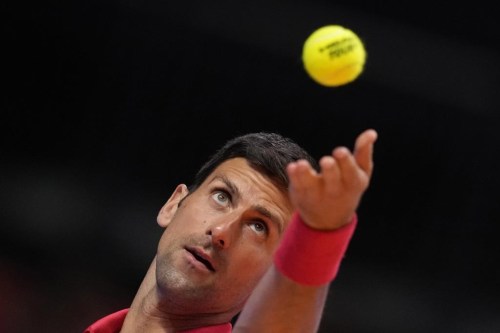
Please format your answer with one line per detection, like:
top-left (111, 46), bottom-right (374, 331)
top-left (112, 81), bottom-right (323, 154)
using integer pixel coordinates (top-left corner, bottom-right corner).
top-left (2, 1), bottom-right (500, 332)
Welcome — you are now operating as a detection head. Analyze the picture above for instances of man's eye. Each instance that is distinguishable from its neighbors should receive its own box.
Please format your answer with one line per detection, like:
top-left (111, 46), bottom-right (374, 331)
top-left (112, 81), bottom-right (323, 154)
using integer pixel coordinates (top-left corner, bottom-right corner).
top-left (212, 190), bottom-right (230, 205)
top-left (250, 221), bottom-right (268, 234)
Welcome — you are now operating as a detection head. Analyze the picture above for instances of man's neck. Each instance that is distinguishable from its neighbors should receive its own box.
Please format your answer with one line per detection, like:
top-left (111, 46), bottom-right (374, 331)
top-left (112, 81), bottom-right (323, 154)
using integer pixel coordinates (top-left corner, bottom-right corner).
top-left (120, 256), bottom-right (232, 332)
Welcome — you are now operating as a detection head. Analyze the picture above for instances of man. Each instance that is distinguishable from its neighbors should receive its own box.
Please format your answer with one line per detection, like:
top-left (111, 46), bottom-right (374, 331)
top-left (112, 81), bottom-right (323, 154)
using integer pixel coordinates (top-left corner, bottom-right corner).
top-left (85, 129), bottom-right (378, 332)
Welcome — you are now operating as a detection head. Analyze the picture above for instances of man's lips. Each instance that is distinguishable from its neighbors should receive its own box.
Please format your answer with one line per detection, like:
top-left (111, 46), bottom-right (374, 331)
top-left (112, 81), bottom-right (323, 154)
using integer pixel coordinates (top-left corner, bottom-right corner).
top-left (185, 247), bottom-right (216, 272)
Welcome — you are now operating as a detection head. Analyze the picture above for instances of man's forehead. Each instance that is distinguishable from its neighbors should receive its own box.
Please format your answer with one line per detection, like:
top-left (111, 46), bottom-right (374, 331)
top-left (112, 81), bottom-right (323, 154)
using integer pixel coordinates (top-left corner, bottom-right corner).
top-left (209, 158), bottom-right (280, 190)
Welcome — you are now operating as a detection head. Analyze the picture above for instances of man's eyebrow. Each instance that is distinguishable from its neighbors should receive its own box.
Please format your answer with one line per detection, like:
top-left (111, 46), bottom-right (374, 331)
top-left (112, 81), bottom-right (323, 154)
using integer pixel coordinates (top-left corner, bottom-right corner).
top-left (213, 175), bottom-right (241, 201)
top-left (213, 175), bottom-right (285, 234)
top-left (252, 204), bottom-right (284, 234)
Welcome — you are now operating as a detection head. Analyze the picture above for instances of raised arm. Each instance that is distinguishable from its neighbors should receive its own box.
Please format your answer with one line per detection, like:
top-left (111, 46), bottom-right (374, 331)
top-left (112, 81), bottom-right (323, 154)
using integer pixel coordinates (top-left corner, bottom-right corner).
top-left (234, 129), bottom-right (378, 333)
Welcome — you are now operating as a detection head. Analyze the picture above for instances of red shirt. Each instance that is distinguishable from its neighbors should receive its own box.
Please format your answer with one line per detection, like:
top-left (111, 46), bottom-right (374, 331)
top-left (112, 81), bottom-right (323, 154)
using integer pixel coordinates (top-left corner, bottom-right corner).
top-left (84, 309), bottom-right (232, 333)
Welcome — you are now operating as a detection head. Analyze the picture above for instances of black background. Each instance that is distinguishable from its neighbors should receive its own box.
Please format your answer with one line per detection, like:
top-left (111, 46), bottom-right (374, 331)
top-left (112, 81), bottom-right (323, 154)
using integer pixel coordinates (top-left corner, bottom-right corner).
top-left (2, 1), bottom-right (500, 332)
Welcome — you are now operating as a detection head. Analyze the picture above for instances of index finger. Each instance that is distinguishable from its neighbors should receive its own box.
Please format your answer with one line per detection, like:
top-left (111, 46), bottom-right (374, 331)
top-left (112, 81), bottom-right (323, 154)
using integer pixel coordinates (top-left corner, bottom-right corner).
top-left (353, 129), bottom-right (378, 178)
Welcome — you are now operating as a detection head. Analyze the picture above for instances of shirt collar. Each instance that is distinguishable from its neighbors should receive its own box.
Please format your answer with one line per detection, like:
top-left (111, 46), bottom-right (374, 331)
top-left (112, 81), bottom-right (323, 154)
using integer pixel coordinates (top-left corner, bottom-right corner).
top-left (84, 309), bottom-right (232, 333)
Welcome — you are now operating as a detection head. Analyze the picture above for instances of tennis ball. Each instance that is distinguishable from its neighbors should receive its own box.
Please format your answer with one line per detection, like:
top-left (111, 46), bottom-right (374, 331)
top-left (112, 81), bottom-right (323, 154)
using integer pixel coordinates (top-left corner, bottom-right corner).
top-left (302, 25), bottom-right (366, 87)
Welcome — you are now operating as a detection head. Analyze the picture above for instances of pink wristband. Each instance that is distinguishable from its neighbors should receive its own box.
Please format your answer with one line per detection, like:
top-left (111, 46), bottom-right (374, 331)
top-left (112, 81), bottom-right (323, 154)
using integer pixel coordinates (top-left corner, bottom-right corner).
top-left (274, 211), bottom-right (357, 286)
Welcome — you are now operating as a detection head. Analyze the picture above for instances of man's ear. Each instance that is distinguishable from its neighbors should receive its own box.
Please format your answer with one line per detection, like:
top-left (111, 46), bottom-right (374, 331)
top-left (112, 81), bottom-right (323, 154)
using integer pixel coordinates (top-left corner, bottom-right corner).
top-left (157, 184), bottom-right (189, 227)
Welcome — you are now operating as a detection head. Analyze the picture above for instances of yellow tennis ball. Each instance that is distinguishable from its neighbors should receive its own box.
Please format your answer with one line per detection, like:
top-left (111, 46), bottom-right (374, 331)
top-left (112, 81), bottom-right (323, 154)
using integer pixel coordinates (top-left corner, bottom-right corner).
top-left (302, 25), bottom-right (366, 87)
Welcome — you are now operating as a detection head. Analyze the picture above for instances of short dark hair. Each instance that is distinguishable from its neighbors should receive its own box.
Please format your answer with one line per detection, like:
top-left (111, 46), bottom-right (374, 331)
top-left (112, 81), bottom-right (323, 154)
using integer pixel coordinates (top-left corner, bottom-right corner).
top-left (189, 132), bottom-right (318, 193)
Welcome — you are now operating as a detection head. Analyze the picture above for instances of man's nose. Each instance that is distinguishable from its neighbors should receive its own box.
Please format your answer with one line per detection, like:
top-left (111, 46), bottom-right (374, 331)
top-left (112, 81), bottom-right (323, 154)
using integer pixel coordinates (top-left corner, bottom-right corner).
top-left (207, 216), bottom-right (239, 249)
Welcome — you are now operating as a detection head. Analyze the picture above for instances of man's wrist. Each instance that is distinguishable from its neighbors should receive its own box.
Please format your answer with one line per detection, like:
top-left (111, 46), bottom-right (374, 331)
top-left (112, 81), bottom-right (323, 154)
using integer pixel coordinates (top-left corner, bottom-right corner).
top-left (274, 211), bottom-right (358, 286)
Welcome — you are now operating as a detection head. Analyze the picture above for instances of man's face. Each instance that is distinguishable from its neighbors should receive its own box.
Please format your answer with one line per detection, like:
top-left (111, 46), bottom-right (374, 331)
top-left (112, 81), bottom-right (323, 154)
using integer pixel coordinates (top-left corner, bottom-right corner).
top-left (155, 157), bottom-right (293, 315)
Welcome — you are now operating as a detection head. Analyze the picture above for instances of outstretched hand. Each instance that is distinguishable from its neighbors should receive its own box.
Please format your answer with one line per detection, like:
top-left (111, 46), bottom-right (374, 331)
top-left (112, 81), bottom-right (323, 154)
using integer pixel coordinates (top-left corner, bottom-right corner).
top-left (286, 129), bottom-right (378, 230)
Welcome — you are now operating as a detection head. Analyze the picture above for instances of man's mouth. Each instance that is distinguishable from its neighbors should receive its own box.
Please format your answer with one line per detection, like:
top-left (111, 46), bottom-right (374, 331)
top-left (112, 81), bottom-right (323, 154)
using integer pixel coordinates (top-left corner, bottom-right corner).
top-left (186, 248), bottom-right (215, 272)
